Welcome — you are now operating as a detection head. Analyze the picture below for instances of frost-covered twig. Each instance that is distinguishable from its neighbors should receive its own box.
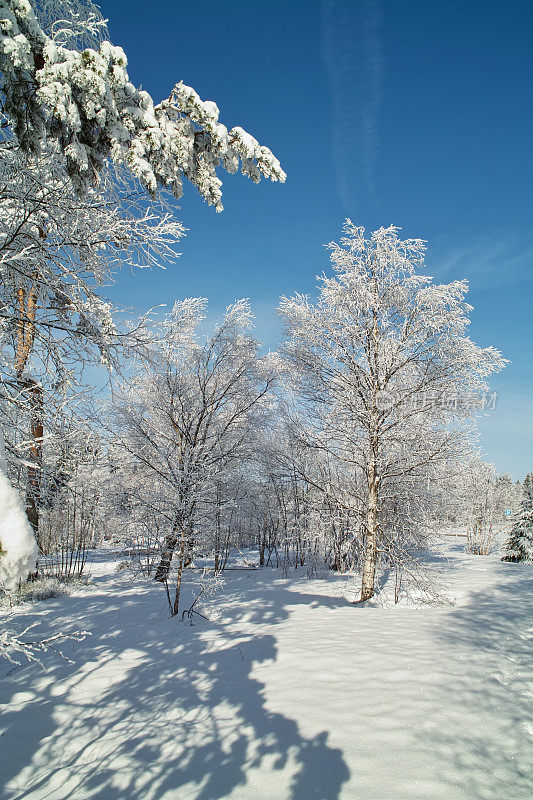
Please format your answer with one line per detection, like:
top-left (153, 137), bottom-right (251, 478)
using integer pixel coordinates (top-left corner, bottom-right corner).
top-left (1, 618), bottom-right (90, 668)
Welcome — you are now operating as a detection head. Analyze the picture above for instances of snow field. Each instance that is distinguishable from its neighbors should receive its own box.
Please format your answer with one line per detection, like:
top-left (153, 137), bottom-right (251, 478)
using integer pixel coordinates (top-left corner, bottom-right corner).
top-left (0, 542), bottom-right (531, 800)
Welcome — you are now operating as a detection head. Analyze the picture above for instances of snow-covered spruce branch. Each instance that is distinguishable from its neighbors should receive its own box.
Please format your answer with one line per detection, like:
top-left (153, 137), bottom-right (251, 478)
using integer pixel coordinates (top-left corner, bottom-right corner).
top-left (0, 0), bottom-right (286, 207)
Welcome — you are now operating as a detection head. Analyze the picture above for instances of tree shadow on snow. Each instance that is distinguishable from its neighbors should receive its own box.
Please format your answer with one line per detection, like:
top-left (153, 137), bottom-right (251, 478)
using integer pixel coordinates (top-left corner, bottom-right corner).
top-left (0, 569), bottom-right (351, 800)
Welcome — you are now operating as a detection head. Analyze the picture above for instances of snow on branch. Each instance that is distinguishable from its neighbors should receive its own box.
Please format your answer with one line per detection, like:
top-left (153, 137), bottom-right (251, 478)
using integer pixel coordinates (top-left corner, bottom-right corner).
top-left (0, 0), bottom-right (286, 208)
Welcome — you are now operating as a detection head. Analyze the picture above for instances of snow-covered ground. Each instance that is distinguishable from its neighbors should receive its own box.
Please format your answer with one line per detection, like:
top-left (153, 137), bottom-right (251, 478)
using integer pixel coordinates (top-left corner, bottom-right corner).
top-left (1, 541), bottom-right (531, 800)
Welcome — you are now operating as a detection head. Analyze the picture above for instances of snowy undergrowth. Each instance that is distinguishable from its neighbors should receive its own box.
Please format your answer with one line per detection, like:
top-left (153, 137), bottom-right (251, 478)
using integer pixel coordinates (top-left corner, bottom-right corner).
top-left (0, 542), bottom-right (531, 800)
top-left (0, 575), bottom-right (92, 609)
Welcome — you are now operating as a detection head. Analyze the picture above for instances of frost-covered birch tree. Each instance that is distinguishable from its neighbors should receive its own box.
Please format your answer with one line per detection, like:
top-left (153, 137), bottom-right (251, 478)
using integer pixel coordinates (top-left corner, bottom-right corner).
top-left (108, 299), bottom-right (276, 615)
top-left (279, 221), bottom-right (505, 601)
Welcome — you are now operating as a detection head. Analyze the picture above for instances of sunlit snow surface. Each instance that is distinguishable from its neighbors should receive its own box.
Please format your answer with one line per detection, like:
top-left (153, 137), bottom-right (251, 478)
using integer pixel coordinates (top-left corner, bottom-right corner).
top-left (1, 540), bottom-right (531, 800)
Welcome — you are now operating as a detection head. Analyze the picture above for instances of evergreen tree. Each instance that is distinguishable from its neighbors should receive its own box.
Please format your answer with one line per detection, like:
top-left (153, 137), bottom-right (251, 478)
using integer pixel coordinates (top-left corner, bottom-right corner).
top-left (501, 474), bottom-right (533, 563)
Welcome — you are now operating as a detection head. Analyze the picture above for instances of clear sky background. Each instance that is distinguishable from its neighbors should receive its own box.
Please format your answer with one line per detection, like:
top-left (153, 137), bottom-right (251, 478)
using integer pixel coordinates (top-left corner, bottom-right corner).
top-left (101, 0), bottom-right (533, 479)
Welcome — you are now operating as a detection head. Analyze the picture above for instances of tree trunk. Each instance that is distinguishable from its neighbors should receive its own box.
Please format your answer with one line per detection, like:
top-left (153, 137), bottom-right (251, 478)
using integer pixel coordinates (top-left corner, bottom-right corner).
top-left (360, 475), bottom-right (378, 601)
top-left (360, 381), bottom-right (380, 601)
top-left (183, 525), bottom-right (194, 567)
top-left (172, 525), bottom-right (188, 616)
top-left (214, 486), bottom-right (221, 572)
top-left (259, 510), bottom-right (267, 567)
top-left (359, 282), bottom-right (381, 602)
top-left (154, 515), bottom-right (180, 581)
top-left (21, 379), bottom-right (43, 539)
top-left (14, 280), bottom-right (42, 539)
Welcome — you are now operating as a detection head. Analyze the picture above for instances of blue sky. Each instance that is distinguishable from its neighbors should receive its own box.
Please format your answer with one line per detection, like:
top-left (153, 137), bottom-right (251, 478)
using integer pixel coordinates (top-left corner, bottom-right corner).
top-left (102, 0), bottom-right (533, 479)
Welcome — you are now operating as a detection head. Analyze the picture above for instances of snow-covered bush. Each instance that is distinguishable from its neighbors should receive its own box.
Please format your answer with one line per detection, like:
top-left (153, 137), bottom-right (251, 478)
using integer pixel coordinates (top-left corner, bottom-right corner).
top-left (0, 574), bottom-right (69, 606)
top-left (0, 468), bottom-right (37, 590)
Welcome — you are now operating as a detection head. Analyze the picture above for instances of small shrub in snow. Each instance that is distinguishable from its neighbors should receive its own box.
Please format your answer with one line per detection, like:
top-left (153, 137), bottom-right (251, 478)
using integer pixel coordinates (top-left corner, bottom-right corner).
top-left (0, 574), bottom-right (87, 608)
top-left (19, 577), bottom-right (69, 603)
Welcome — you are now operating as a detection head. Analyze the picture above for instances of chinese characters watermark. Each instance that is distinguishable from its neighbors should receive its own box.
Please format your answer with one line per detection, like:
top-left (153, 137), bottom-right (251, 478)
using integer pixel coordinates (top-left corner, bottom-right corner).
top-left (374, 389), bottom-right (499, 413)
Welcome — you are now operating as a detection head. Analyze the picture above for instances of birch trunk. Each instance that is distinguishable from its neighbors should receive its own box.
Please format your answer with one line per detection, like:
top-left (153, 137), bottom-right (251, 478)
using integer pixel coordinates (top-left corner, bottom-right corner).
top-left (172, 525), bottom-right (188, 616)
top-left (154, 514), bottom-right (180, 581)
top-left (361, 348), bottom-right (380, 602)
top-left (24, 379), bottom-right (43, 538)
top-left (360, 474), bottom-right (378, 600)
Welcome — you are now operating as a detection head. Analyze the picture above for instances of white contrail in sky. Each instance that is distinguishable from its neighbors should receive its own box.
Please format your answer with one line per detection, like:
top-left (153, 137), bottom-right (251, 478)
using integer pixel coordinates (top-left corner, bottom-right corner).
top-left (321, 0), bottom-right (384, 215)
top-left (430, 230), bottom-right (533, 290)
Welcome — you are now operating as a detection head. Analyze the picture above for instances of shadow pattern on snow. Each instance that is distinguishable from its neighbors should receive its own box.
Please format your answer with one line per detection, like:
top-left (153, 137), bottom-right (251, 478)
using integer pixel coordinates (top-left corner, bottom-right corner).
top-left (0, 569), bottom-right (351, 800)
